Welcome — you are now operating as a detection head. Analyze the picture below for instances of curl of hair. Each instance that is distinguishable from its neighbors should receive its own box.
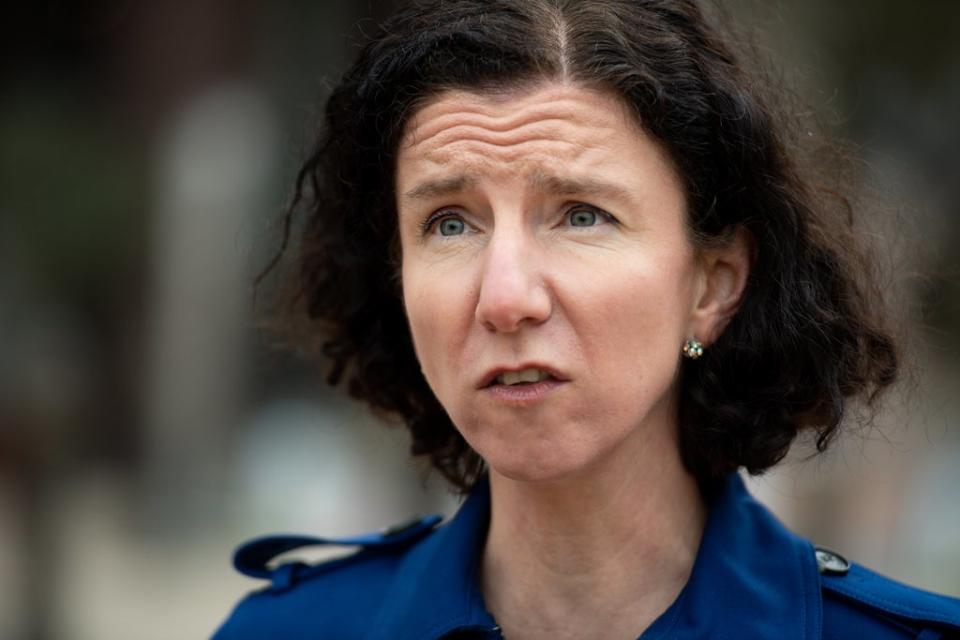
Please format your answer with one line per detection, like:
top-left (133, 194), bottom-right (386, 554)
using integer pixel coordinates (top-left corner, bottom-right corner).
top-left (262, 0), bottom-right (899, 492)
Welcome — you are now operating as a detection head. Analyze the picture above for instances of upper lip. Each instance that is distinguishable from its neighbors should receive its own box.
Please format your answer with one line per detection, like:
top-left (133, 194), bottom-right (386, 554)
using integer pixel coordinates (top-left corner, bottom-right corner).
top-left (476, 363), bottom-right (570, 389)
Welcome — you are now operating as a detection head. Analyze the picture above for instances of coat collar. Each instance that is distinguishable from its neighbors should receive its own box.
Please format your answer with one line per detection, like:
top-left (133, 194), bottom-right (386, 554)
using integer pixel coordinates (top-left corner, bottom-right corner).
top-left (369, 474), bottom-right (822, 640)
top-left (366, 478), bottom-right (498, 639)
top-left (642, 474), bottom-right (822, 639)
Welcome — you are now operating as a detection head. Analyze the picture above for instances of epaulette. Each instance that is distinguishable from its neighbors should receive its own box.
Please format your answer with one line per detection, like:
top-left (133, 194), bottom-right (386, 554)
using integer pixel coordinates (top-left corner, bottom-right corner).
top-left (817, 547), bottom-right (960, 636)
top-left (232, 514), bottom-right (443, 593)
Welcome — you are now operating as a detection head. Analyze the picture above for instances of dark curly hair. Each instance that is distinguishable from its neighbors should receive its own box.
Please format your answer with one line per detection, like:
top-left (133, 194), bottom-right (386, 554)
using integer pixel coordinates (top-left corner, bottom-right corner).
top-left (260, 0), bottom-right (899, 493)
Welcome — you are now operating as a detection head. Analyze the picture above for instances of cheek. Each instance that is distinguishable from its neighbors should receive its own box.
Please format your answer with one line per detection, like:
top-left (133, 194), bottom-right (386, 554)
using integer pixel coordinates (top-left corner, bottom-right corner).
top-left (566, 256), bottom-right (693, 395)
top-left (402, 264), bottom-right (470, 387)
top-left (403, 280), bottom-right (439, 372)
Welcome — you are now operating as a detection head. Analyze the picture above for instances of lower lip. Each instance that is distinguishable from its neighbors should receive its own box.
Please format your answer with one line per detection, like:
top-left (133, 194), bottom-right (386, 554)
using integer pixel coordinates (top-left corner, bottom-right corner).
top-left (483, 379), bottom-right (566, 403)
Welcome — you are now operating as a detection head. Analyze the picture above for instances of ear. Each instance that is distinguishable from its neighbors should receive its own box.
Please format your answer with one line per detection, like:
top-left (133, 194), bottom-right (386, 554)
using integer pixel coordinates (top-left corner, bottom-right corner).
top-left (689, 226), bottom-right (754, 346)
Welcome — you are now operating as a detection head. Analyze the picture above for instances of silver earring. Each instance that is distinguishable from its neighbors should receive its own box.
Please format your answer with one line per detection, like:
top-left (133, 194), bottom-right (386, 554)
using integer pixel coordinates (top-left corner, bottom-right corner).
top-left (682, 339), bottom-right (704, 360)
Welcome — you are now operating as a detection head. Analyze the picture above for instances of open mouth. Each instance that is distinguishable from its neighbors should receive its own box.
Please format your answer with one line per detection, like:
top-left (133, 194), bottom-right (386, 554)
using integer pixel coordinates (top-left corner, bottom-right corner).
top-left (491, 368), bottom-right (555, 386)
top-left (477, 364), bottom-right (568, 392)
top-left (481, 366), bottom-right (566, 402)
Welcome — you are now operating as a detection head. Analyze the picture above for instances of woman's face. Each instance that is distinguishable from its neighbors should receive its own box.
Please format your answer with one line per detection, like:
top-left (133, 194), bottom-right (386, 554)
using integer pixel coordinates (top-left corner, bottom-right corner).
top-left (396, 82), bottom-right (716, 482)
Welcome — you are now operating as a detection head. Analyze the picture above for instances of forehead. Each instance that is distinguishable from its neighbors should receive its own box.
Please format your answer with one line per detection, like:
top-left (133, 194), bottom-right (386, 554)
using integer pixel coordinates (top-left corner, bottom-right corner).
top-left (395, 82), bottom-right (649, 183)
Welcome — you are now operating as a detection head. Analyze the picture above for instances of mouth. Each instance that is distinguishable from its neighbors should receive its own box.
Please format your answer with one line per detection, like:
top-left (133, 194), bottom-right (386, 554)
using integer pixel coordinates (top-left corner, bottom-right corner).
top-left (477, 364), bottom-right (569, 389)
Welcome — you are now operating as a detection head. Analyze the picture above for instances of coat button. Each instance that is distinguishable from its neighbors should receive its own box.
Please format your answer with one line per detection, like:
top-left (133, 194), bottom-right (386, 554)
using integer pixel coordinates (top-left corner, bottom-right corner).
top-left (815, 547), bottom-right (851, 576)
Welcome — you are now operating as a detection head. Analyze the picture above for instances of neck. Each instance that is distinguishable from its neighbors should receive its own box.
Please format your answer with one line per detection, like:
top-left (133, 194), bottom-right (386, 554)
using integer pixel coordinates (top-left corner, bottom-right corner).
top-left (480, 426), bottom-right (706, 640)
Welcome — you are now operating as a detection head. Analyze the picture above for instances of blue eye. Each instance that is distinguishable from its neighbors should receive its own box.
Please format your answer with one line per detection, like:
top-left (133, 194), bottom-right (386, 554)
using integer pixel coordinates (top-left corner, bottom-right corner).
top-left (569, 209), bottom-right (597, 227)
top-left (566, 206), bottom-right (610, 227)
top-left (419, 211), bottom-right (468, 237)
top-left (438, 217), bottom-right (466, 236)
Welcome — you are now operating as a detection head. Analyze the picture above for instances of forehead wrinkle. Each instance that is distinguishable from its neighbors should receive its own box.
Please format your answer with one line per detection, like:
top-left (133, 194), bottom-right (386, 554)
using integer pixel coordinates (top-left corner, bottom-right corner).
top-left (405, 118), bottom-right (595, 164)
top-left (420, 116), bottom-right (596, 162)
top-left (398, 85), bottom-right (647, 204)
top-left (414, 119), bottom-right (581, 151)
top-left (400, 132), bottom-right (585, 186)
top-left (415, 91), bottom-right (599, 123)
top-left (402, 93), bottom-right (613, 150)
top-left (409, 108), bottom-right (585, 146)
top-left (425, 138), bottom-right (587, 164)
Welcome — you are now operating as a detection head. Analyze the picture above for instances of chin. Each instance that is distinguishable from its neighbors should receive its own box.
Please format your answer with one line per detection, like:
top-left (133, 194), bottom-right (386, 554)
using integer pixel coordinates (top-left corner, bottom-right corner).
top-left (480, 441), bottom-right (597, 485)
top-left (457, 410), bottom-right (630, 486)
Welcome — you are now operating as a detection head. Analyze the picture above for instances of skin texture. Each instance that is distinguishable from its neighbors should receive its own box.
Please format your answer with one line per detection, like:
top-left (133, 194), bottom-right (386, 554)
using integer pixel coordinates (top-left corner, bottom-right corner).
top-left (396, 81), bottom-right (751, 638)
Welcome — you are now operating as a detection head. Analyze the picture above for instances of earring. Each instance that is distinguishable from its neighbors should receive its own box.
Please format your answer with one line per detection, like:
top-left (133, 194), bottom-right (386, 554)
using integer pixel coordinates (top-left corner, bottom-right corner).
top-left (682, 339), bottom-right (704, 360)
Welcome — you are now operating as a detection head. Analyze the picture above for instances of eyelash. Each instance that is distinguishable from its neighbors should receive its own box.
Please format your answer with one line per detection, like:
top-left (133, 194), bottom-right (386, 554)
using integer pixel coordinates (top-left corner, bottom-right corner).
top-left (419, 209), bottom-right (461, 235)
top-left (417, 204), bottom-right (618, 235)
top-left (563, 204), bottom-right (618, 227)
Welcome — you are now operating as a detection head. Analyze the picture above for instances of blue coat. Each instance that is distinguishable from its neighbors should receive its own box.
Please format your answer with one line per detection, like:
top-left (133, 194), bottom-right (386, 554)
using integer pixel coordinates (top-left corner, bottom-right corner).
top-left (212, 475), bottom-right (960, 639)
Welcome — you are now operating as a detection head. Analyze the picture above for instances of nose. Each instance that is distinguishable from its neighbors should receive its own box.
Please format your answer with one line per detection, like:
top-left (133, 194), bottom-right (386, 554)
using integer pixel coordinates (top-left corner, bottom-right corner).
top-left (475, 230), bottom-right (552, 332)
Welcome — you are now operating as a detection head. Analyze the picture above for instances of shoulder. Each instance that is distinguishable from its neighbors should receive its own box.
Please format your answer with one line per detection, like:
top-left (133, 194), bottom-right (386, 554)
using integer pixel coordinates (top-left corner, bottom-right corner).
top-left (815, 547), bottom-right (960, 639)
top-left (211, 515), bottom-right (443, 640)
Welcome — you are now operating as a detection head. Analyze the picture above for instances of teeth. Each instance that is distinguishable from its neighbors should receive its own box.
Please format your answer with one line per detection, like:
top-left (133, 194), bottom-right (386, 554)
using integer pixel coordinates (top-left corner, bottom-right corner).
top-left (497, 368), bottom-right (549, 386)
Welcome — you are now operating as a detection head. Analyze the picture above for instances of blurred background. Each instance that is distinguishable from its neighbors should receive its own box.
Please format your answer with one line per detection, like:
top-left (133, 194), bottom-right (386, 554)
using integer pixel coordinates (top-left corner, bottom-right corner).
top-left (1, 1), bottom-right (958, 638)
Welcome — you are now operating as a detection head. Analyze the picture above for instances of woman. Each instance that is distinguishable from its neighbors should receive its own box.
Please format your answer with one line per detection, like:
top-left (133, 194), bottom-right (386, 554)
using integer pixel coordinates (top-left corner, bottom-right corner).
top-left (214, 1), bottom-right (960, 638)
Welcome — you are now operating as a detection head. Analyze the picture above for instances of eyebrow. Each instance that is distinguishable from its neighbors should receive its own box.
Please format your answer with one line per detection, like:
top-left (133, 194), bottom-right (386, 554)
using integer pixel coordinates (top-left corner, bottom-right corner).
top-left (403, 174), bottom-right (479, 200)
top-left (403, 170), bottom-right (633, 203)
top-left (526, 170), bottom-right (633, 203)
